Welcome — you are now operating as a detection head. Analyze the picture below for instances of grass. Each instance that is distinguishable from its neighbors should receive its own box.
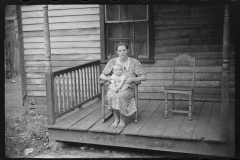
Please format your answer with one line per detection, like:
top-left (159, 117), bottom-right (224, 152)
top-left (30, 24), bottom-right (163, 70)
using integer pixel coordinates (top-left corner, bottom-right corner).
top-left (5, 111), bottom-right (49, 158)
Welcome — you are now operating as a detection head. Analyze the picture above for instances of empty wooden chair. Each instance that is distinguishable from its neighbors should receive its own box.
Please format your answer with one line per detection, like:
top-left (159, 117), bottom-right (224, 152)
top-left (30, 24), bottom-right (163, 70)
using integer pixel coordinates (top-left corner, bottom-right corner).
top-left (164, 54), bottom-right (195, 120)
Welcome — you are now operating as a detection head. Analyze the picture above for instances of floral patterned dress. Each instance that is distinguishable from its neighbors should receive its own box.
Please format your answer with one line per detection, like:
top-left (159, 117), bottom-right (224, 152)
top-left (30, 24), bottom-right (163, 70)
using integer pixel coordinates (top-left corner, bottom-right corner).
top-left (102, 57), bottom-right (146, 116)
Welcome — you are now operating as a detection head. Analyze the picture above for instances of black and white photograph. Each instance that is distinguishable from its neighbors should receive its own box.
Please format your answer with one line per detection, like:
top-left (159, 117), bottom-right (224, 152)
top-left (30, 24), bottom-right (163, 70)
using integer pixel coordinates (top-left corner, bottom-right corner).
top-left (4, 0), bottom-right (238, 158)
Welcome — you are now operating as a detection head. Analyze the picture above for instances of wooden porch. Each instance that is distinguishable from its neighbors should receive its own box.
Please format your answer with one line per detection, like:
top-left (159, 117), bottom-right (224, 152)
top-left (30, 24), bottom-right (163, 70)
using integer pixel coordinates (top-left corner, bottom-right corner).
top-left (48, 98), bottom-right (235, 157)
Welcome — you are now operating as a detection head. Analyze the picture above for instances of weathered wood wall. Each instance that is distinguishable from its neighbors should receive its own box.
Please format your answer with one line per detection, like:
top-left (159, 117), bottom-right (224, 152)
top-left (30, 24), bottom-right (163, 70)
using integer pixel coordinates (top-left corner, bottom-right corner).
top-left (139, 5), bottom-right (235, 102)
top-left (21, 5), bottom-right (100, 104)
top-left (21, 5), bottom-right (235, 104)
top-left (5, 5), bottom-right (20, 79)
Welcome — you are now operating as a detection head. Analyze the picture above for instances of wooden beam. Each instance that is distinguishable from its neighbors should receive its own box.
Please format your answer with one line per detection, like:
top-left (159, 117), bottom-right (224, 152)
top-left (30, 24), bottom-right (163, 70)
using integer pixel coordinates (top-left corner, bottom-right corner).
top-left (221, 5), bottom-right (230, 142)
top-left (16, 6), bottom-right (27, 103)
top-left (99, 5), bottom-right (106, 61)
top-left (43, 5), bottom-right (52, 73)
top-left (43, 5), bottom-right (54, 125)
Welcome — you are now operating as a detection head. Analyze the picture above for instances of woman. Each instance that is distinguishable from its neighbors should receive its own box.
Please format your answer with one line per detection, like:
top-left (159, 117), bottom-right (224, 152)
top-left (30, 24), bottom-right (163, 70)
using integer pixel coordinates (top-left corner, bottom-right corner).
top-left (100, 42), bottom-right (147, 128)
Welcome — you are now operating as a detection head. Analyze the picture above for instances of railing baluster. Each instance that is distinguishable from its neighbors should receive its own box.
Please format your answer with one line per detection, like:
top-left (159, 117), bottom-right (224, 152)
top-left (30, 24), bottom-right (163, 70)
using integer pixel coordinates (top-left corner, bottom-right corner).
top-left (92, 65), bottom-right (95, 97)
top-left (97, 64), bottom-right (100, 94)
top-left (66, 72), bottom-right (69, 110)
top-left (94, 65), bottom-right (98, 95)
top-left (70, 71), bottom-right (73, 108)
top-left (86, 67), bottom-right (89, 99)
top-left (77, 69), bottom-right (81, 104)
top-left (74, 70), bottom-right (77, 106)
top-left (82, 68), bottom-right (87, 101)
top-left (54, 76), bottom-right (58, 115)
top-left (80, 69), bottom-right (83, 103)
top-left (89, 66), bottom-right (92, 98)
top-left (61, 74), bottom-right (66, 112)
top-left (58, 75), bottom-right (62, 113)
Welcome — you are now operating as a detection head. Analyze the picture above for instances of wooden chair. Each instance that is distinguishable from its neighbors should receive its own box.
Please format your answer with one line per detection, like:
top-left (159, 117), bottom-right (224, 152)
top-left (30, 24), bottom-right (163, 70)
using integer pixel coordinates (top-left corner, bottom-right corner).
top-left (164, 54), bottom-right (195, 121)
top-left (100, 80), bottom-right (140, 123)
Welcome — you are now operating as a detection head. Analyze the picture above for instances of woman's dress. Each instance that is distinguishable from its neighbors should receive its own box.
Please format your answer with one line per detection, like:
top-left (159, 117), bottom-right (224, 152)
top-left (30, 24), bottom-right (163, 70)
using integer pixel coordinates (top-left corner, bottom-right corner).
top-left (102, 57), bottom-right (146, 116)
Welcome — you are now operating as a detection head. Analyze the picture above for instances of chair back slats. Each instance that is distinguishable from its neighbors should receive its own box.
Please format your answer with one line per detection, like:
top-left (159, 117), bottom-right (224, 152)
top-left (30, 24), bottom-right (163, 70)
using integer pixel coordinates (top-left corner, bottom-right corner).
top-left (173, 54), bottom-right (195, 87)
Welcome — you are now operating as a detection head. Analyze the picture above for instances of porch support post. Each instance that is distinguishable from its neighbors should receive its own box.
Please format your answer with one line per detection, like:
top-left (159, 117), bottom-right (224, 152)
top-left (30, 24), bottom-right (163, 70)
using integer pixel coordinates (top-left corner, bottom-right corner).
top-left (221, 5), bottom-right (230, 142)
top-left (43, 5), bottom-right (52, 73)
top-left (43, 5), bottom-right (55, 125)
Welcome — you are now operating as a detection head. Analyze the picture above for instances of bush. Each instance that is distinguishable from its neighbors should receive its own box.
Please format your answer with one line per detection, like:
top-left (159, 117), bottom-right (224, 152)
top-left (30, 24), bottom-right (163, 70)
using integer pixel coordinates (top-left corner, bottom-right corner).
top-left (5, 111), bottom-right (48, 158)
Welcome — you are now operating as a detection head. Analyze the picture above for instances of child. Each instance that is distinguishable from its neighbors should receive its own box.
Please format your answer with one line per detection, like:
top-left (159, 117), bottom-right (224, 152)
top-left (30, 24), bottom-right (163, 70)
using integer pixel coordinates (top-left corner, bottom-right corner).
top-left (109, 64), bottom-right (129, 93)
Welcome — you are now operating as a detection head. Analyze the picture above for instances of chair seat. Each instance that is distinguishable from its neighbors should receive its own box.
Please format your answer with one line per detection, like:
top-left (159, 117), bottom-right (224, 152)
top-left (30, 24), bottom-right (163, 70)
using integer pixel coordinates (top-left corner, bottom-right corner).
top-left (164, 85), bottom-right (194, 91)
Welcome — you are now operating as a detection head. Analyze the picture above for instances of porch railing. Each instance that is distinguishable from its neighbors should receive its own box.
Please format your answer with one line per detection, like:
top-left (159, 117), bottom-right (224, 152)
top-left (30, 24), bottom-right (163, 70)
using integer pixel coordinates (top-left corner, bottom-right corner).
top-left (45, 60), bottom-right (101, 125)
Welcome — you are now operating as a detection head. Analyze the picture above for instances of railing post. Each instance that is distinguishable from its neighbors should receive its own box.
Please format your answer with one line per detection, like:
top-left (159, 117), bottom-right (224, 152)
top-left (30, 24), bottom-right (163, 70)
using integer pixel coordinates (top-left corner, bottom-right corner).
top-left (46, 73), bottom-right (55, 124)
top-left (43, 5), bottom-right (54, 124)
top-left (221, 5), bottom-right (230, 142)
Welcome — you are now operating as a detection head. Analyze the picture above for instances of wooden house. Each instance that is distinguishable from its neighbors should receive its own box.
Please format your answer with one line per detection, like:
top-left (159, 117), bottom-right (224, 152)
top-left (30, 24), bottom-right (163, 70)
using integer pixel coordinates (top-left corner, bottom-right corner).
top-left (16, 4), bottom-right (235, 157)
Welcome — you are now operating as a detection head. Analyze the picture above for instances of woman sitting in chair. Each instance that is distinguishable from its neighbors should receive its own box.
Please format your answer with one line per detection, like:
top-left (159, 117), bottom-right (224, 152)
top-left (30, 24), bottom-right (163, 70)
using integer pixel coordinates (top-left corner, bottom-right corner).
top-left (100, 42), bottom-right (147, 129)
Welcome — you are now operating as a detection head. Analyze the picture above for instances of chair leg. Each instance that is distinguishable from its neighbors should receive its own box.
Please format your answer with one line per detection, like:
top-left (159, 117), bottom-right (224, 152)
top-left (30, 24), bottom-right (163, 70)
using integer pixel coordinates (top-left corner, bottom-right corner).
top-left (102, 85), bottom-right (106, 123)
top-left (188, 94), bottom-right (192, 121)
top-left (102, 98), bottom-right (105, 122)
top-left (164, 92), bottom-right (168, 119)
top-left (192, 93), bottom-right (194, 113)
top-left (172, 93), bottom-right (175, 110)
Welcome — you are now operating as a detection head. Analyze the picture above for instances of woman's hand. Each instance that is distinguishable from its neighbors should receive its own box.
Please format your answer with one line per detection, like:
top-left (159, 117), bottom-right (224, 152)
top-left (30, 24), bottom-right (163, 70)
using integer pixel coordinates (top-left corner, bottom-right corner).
top-left (125, 77), bottom-right (136, 84)
top-left (100, 73), bottom-right (112, 82)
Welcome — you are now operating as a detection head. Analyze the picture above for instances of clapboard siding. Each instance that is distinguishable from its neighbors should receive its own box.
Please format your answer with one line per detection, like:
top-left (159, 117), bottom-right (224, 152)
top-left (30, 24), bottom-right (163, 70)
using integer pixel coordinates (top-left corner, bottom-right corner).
top-left (24, 48), bottom-right (100, 55)
top-left (23, 35), bottom-right (100, 42)
top-left (23, 21), bottom-right (100, 31)
top-left (24, 41), bottom-right (100, 49)
top-left (23, 28), bottom-right (100, 37)
top-left (21, 5), bottom-right (100, 102)
top-left (24, 54), bottom-right (100, 61)
top-left (21, 5), bottom-right (235, 103)
top-left (22, 15), bottom-right (99, 24)
top-left (21, 5), bottom-right (99, 11)
top-left (26, 67), bottom-right (68, 73)
top-left (22, 7), bottom-right (99, 18)
top-left (146, 5), bottom-right (234, 101)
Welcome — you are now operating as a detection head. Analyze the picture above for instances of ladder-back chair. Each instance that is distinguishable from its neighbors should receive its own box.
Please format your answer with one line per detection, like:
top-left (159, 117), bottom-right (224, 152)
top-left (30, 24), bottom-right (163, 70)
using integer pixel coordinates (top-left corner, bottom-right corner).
top-left (100, 54), bottom-right (140, 123)
top-left (164, 54), bottom-right (195, 120)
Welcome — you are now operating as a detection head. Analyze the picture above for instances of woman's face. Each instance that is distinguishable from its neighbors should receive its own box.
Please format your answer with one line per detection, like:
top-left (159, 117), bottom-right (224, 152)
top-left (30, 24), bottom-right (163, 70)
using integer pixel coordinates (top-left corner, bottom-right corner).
top-left (116, 45), bottom-right (128, 60)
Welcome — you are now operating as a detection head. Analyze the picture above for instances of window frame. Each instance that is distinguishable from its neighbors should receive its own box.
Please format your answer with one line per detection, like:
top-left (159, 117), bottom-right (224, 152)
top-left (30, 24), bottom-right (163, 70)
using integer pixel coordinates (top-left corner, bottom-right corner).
top-left (100, 5), bottom-right (154, 64)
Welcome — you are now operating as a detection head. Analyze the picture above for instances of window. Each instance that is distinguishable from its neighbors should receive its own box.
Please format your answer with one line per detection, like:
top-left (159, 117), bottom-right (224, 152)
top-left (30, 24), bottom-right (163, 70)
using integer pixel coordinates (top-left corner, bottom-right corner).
top-left (100, 5), bottom-right (154, 63)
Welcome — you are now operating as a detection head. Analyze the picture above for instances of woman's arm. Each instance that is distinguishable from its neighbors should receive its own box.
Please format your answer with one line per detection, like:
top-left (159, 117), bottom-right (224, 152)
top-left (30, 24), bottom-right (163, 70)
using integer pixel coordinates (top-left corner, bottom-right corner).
top-left (100, 73), bottom-right (112, 81)
top-left (125, 74), bottom-right (147, 84)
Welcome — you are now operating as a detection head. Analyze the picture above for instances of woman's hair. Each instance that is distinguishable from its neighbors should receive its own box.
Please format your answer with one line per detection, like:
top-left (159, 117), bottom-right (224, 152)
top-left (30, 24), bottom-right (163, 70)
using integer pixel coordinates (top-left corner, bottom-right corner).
top-left (115, 42), bottom-right (129, 51)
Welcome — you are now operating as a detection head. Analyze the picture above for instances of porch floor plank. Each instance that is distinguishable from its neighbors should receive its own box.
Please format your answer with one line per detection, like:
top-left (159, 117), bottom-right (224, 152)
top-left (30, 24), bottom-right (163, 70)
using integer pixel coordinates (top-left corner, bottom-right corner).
top-left (50, 98), bottom-right (101, 129)
top-left (162, 101), bottom-right (188, 139)
top-left (151, 101), bottom-right (181, 137)
top-left (137, 100), bottom-right (165, 137)
top-left (122, 100), bottom-right (160, 135)
top-left (176, 101), bottom-right (203, 140)
top-left (69, 107), bottom-right (103, 131)
top-left (49, 99), bottom-right (230, 145)
top-left (104, 100), bottom-right (150, 134)
top-left (205, 102), bottom-right (221, 142)
top-left (89, 115), bottom-right (114, 133)
top-left (191, 102), bottom-right (213, 140)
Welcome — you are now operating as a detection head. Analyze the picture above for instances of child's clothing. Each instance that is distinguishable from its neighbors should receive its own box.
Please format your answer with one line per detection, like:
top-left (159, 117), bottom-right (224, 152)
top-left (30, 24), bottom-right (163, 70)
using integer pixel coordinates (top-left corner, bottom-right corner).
top-left (110, 74), bottom-right (126, 88)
